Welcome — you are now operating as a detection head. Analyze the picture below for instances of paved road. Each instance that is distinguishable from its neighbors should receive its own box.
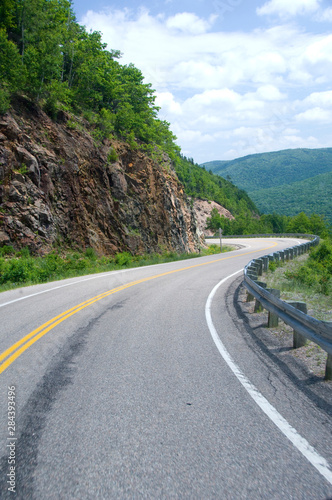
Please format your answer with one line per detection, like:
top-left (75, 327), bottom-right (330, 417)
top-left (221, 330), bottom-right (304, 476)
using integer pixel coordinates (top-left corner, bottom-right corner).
top-left (0, 238), bottom-right (331, 499)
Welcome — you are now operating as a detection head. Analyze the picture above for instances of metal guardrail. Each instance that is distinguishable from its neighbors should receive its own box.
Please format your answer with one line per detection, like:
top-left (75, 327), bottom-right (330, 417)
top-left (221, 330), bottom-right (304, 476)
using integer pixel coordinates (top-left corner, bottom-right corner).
top-left (206, 233), bottom-right (320, 239)
top-left (242, 235), bottom-right (332, 379)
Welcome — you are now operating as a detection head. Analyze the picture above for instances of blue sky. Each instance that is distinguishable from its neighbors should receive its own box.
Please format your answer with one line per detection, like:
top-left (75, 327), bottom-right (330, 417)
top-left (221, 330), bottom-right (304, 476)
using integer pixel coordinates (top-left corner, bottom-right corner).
top-left (72, 0), bottom-right (332, 163)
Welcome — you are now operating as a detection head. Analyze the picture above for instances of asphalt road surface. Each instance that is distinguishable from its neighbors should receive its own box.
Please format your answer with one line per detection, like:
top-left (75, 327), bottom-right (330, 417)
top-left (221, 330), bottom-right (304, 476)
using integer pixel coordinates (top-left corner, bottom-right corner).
top-left (0, 238), bottom-right (331, 499)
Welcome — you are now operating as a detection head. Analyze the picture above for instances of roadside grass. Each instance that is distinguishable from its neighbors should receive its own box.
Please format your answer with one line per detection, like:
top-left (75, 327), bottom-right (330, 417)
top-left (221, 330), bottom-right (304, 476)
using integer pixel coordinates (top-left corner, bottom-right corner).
top-left (0, 243), bottom-right (233, 293)
top-left (264, 248), bottom-right (332, 322)
top-left (260, 246), bottom-right (332, 378)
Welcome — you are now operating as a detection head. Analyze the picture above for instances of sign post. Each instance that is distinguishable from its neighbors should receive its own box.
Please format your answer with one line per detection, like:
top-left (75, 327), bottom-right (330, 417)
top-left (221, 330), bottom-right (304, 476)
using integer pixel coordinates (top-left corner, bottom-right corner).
top-left (219, 227), bottom-right (222, 253)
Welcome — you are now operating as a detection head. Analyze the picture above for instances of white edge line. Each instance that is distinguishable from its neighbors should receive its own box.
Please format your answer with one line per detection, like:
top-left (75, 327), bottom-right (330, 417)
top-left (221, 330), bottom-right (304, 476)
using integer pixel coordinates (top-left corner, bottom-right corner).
top-left (0, 258), bottom-right (194, 309)
top-left (205, 270), bottom-right (332, 486)
top-left (0, 243), bottom-right (246, 309)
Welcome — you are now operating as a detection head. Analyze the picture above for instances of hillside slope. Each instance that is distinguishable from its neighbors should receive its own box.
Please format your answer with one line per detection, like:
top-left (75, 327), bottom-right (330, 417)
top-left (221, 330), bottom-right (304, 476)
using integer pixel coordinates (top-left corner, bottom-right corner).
top-left (0, 97), bottom-right (202, 255)
top-left (252, 171), bottom-right (332, 219)
top-left (202, 148), bottom-right (332, 219)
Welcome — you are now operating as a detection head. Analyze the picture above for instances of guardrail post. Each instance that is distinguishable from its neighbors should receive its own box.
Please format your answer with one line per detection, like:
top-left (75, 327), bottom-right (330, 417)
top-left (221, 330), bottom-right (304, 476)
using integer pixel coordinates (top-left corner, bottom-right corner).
top-left (247, 271), bottom-right (258, 281)
top-left (279, 251), bottom-right (284, 262)
top-left (262, 256), bottom-right (269, 271)
top-left (254, 282), bottom-right (266, 312)
top-left (325, 354), bottom-right (332, 381)
top-left (250, 260), bottom-right (263, 276)
top-left (267, 289), bottom-right (281, 327)
top-left (288, 301), bottom-right (308, 348)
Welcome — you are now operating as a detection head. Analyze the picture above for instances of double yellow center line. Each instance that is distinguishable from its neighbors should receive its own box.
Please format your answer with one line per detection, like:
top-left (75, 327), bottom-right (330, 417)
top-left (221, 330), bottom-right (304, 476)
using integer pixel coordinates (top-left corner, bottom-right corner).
top-left (0, 242), bottom-right (278, 374)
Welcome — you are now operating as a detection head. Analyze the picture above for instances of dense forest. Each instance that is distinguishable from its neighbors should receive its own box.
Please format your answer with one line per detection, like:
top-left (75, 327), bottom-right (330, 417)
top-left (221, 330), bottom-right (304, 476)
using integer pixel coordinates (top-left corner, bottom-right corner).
top-left (202, 148), bottom-right (332, 222)
top-left (251, 171), bottom-right (332, 220)
top-left (0, 0), bottom-right (331, 242)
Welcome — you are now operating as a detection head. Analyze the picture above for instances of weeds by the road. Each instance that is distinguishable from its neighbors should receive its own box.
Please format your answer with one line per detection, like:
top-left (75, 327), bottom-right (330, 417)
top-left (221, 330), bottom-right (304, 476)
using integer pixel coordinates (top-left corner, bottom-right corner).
top-left (0, 243), bottom-right (232, 292)
top-left (261, 242), bottom-right (332, 378)
top-left (265, 241), bottom-right (332, 321)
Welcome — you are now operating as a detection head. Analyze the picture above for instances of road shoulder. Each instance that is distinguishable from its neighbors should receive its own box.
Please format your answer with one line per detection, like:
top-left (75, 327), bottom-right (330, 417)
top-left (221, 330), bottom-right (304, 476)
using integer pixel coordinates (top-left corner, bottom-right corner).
top-left (230, 277), bottom-right (332, 417)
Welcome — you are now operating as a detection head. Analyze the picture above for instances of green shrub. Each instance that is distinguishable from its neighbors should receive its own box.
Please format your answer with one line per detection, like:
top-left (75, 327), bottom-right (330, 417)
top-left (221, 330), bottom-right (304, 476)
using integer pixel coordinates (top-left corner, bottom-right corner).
top-left (0, 245), bottom-right (15, 257)
top-left (0, 85), bottom-right (10, 114)
top-left (107, 147), bottom-right (118, 163)
top-left (115, 252), bottom-right (132, 266)
top-left (85, 247), bottom-right (97, 260)
top-left (1, 258), bottom-right (34, 284)
top-left (17, 247), bottom-right (30, 258)
top-left (284, 240), bottom-right (332, 295)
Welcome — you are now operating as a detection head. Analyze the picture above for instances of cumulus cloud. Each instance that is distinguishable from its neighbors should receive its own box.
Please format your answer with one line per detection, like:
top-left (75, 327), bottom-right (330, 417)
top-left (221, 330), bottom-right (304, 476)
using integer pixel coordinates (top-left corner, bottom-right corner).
top-left (257, 0), bottom-right (321, 18)
top-left (165, 12), bottom-right (217, 34)
top-left (295, 107), bottom-right (332, 122)
top-left (81, 7), bottom-right (332, 162)
top-left (301, 90), bottom-right (332, 107)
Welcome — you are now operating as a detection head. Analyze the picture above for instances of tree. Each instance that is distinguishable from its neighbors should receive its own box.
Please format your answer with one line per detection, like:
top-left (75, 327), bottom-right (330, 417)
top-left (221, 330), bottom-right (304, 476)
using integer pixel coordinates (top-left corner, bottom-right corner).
top-left (0, 28), bottom-right (25, 112)
top-left (286, 212), bottom-right (311, 234)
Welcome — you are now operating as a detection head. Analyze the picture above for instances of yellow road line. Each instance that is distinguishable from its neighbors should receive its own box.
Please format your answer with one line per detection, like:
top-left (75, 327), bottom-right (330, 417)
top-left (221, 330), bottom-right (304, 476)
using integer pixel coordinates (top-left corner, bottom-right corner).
top-left (0, 241), bottom-right (278, 374)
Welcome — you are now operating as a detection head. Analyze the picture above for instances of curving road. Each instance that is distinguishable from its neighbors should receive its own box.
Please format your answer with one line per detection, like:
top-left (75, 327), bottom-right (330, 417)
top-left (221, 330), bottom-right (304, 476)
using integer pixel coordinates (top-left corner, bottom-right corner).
top-left (0, 238), bottom-right (331, 499)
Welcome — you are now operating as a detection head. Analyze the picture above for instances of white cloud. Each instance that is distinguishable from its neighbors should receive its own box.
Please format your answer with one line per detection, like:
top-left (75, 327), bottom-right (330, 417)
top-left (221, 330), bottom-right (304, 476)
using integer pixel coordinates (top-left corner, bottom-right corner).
top-left (315, 7), bottom-right (332, 21)
top-left (155, 92), bottom-right (182, 115)
top-left (165, 12), bottom-right (216, 34)
top-left (295, 107), bottom-right (332, 122)
top-left (301, 90), bottom-right (332, 107)
top-left (305, 34), bottom-right (332, 64)
top-left (255, 85), bottom-right (287, 100)
top-left (257, 0), bottom-right (321, 18)
top-left (81, 8), bottom-right (332, 162)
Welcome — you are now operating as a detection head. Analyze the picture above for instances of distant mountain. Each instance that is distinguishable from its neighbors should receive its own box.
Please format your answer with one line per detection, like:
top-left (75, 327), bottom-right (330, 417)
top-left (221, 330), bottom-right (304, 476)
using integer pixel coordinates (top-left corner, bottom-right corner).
top-left (201, 148), bottom-right (332, 221)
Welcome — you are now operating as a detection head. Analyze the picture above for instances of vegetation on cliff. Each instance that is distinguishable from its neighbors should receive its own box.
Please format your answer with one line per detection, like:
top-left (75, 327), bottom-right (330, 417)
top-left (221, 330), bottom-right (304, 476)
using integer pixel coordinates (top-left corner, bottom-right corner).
top-left (0, 0), bottom-right (178, 157)
top-left (175, 156), bottom-right (257, 218)
top-left (0, 0), bottom-right (260, 246)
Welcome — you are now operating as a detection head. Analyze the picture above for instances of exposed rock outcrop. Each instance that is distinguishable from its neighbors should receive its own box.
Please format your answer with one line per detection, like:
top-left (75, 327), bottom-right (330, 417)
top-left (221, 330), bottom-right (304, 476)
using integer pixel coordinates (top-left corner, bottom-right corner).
top-left (0, 97), bottom-right (203, 255)
top-left (193, 199), bottom-right (234, 237)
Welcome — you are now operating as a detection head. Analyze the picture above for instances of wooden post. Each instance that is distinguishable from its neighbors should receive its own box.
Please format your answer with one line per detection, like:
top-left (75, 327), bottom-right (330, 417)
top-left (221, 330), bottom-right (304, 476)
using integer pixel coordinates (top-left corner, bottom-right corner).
top-left (325, 354), bottom-right (332, 381)
top-left (262, 256), bottom-right (269, 271)
top-left (254, 282), bottom-right (266, 312)
top-left (267, 288), bottom-right (280, 327)
top-left (288, 301), bottom-right (308, 348)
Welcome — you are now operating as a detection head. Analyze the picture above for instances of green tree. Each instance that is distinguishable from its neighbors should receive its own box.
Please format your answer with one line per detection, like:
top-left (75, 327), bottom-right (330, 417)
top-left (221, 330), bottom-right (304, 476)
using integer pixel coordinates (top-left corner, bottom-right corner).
top-left (0, 28), bottom-right (25, 112)
top-left (286, 212), bottom-right (311, 234)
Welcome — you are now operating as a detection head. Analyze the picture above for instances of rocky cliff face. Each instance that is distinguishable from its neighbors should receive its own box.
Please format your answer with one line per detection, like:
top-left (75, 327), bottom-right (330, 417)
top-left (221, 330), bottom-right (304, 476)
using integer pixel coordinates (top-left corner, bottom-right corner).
top-left (193, 199), bottom-right (234, 237)
top-left (0, 97), bottom-right (202, 255)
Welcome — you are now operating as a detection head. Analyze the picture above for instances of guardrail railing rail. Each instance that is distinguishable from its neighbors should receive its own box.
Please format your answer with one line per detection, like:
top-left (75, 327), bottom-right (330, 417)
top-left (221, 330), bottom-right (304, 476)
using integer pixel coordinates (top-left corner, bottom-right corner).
top-left (242, 235), bottom-right (332, 380)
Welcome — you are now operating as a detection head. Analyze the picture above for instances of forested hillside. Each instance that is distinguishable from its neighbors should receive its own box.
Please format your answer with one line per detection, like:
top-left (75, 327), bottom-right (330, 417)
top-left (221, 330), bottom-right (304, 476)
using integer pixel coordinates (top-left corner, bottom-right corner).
top-left (0, 0), bottom-right (177, 157)
top-left (175, 157), bottom-right (258, 217)
top-left (0, 0), bottom-right (260, 254)
top-left (252, 171), bottom-right (332, 220)
top-left (202, 148), bottom-right (332, 221)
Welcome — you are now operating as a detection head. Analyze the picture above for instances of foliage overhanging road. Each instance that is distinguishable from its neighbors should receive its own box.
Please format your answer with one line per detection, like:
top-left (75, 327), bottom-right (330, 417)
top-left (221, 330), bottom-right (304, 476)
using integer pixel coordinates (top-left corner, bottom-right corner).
top-left (0, 238), bottom-right (331, 499)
